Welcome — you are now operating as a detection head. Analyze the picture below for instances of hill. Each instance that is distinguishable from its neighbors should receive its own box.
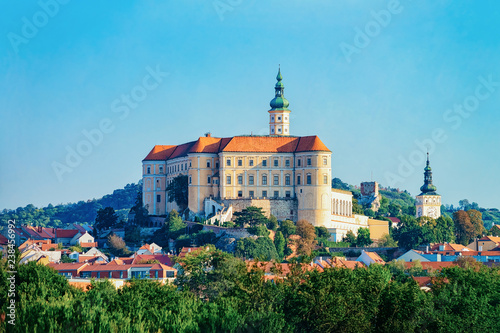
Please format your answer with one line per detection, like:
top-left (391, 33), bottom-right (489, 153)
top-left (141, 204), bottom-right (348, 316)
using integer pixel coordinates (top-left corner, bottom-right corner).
top-left (0, 182), bottom-right (141, 232)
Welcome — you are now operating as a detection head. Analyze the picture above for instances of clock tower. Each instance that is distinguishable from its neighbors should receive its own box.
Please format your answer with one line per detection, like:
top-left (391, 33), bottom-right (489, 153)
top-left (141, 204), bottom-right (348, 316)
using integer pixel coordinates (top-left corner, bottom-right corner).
top-left (415, 153), bottom-right (441, 219)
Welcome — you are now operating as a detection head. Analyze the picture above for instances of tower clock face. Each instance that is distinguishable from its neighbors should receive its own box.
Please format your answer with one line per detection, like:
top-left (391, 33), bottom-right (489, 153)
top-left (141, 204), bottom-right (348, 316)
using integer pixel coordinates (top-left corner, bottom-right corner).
top-left (427, 207), bottom-right (437, 218)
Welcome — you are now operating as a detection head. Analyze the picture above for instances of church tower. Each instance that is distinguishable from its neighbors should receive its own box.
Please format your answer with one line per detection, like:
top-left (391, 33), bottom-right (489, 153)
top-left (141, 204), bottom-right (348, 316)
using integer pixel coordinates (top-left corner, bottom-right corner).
top-left (269, 67), bottom-right (291, 136)
top-left (416, 153), bottom-right (441, 219)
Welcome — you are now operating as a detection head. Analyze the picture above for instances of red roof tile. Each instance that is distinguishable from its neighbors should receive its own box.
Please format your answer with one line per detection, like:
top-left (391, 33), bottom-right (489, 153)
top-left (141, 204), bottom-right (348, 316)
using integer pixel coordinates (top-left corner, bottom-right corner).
top-left (143, 135), bottom-right (331, 161)
top-left (48, 262), bottom-right (88, 271)
top-left (56, 229), bottom-right (79, 238)
top-left (0, 234), bottom-right (9, 245)
top-left (133, 254), bottom-right (173, 266)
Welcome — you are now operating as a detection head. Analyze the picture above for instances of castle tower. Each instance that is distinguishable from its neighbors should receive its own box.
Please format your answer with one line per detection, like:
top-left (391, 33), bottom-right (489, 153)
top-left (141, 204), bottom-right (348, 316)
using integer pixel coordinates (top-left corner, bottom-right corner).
top-left (268, 67), bottom-right (291, 136)
top-left (416, 153), bottom-right (441, 219)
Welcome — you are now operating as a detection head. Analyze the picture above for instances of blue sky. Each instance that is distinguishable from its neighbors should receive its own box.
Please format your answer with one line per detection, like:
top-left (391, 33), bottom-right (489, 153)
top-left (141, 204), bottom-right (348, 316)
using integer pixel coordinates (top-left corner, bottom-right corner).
top-left (1, 0), bottom-right (499, 210)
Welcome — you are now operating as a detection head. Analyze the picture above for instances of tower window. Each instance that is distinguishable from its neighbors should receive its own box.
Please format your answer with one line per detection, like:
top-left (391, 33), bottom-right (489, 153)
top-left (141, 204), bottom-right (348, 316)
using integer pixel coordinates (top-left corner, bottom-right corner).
top-left (285, 128), bottom-right (287, 132)
top-left (227, 159), bottom-right (231, 166)
top-left (323, 175), bottom-right (328, 185)
top-left (274, 159), bottom-right (279, 167)
top-left (307, 158), bottom-right (312, 166)
top-left (285, 117), bottom-right (288, 121)
top-left (285, 159), bottom-right (290, 167)
top-left (147, 166), bottom-right (151, 174)
top-left (297, 159), bottom-right (301, 167)
top-left (278, 116), bottom-right (281, 121)
top-left (271, 116), bottom-right (275, 122)
top-left (207, 160), bottom-right (211, 168)
top-left (207, 176), bottom-right (211, 184)
top-left (271, 128), bottom-right (275, 134)
top-left (278, 128), bottom-right (281, 133)
top-left (159, 166), bottom-right (163, 174)
top-left (216, 162), bottom-right (219, 168)
top-left (307, 174), bottom-right (312, 185)
top-left (323, 157), bottom-right (327, 165)
top-left (189, 176), bottom-right (192, 184)
top-left (156, 195), bottom-right (161, 203)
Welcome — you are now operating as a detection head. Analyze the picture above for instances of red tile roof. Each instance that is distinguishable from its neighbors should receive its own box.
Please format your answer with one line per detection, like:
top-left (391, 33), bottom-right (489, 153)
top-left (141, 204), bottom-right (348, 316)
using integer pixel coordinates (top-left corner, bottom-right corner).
top-left (143, 135), bottom-right (331, 161)
top-left (80, 263), bottom-right (176, 272)
top-left (364, 251), bottom-right (386, 264)
top-left (430, 243), bottom-right (470, 252)
top-left (56, 229), bottom-right (79, 238)
top-left (48, 262), bottom-right (88, 271)
top-left (133, 254), bottom-right (173, 266)
top-left (0, 234), bottom-right (9, 245)
top-left (80, 242), bottom-right (98, 248)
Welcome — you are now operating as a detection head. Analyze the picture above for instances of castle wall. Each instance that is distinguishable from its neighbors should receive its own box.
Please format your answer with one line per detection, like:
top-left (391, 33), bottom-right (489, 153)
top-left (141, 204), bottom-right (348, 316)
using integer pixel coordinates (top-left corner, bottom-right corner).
top-left (221, 198), bottom-right (298, 222)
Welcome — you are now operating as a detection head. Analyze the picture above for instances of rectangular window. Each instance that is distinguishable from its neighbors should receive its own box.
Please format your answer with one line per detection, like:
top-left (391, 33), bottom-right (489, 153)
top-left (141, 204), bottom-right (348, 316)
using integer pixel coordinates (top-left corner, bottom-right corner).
top-left (238, 175), bottom-right (243, 185)
top-left (207, 160), bottom-right (211, 168)
top-left (249, 191), bottom-right (254, 198)
top-left (109, 272), bottom-right (112, 278)
top-left (120, 271), bottom-right (123, 279)
top-left (216, 162), bottom-right (219, 168)
top-left (323, 175), bottom-right (328, 184)
top-left (189, 176), bottom-right (192, 184)
top-left (155, 271), bottom-right (158, 279)
top-left (278, 116), bottom-right (281, 121)
top-left (262, 159), bottom-right (267, 167)
top-left (274, 191), bottom-right (279, 198)
top-left (262, 175), bottom-right (267, 185)
top-left (262, 190), bottom-right (267, 197)
top-left (307, 174), bottom-right (312, 185)
top-left (159, 166), bottom-right (163, 174)
top-left (97, 272), bottom-right (100, 278)
top-left (323, 157), bottom-right (327, 165)
top-left (227, 159), bottom-right (231, 166)
top-left (285, 191), bottom-right (291, 198)
top-left (249, 175), bottom-right (254, 185)
top-left (273, 175), bottom-right (279, 185)
top-left (147, 166), bottom-right (151, 174)
top-left (285, 159), bottom-right (290, 167)
top-left (307, 158), bottom-right (312, 166)
top-left (185, 163), bottom-right (188, 170)
top-left (227, 176), bottom-right (231, 185)
top-left (156, 195), bottom-right (161, 203)
top-left (274, 159), bottom-right (279, 167)
top-left (285, 175), bottom-right (290, 185)
top-left (249, 159), bottom-right (254, 166)
top-left (238, 191), bottom-right (243, 198)
top-left (297, 159), bottom-right (301, 167)
top-left (297, 175), bottom-right (301, 185)
top-left (238, 159), bottom-right (243, 166)
top-left (208, 176), bottom-right (211, 184)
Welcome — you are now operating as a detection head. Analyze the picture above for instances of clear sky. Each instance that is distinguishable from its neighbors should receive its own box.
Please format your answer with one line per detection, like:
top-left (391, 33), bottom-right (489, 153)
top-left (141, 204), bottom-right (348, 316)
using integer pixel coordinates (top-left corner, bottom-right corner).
top-left (1, 1), bottom-right (499, 210)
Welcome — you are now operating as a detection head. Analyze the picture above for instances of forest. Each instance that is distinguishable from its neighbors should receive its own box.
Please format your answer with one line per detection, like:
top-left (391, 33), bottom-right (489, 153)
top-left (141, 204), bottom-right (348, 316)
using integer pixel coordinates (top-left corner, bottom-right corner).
top-left (1, 247), bottom-right (499, 332)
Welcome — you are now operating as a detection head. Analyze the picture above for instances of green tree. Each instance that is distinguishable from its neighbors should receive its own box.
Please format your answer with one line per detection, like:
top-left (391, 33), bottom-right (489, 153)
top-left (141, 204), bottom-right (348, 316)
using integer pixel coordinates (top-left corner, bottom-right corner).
top-left (94, 206), bottom-right (118, 232)
top-left (233, 206), bottom-right (269, 228)
top-left (274, 231), bottom-right (286, 260)
top-left (166, 175), bottom-right (189, 211)
top-left (315, 226), bottom-right (330, 242)
top-left (278, 219), bottom-right (296, 239)
top-left (379, 233), bottom-right (398, 247)
top-left (352, 198), bottom-right (364, 214)
top-left (267, 214), bottom-right (279, 231)
top-left (467, 209), bottom-right (484, 239)
top-left (343, 230), bottom-right (357, 246)
top-left (248, 224), bottom-right (270, 237)
top-left (364, 208), bottom-right (375, 217)
top-left (356, 227), bottom-right (372, 247)
top-left (236, 237), bottom-right (278, 261)
top-left (434, 215), bottom-right (455, 243)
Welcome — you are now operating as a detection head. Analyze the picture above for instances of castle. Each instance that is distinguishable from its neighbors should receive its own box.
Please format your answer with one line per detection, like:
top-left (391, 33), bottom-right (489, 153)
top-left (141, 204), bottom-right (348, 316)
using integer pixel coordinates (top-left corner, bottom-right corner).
top-left (142, 69), bottom-right (389, 241)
